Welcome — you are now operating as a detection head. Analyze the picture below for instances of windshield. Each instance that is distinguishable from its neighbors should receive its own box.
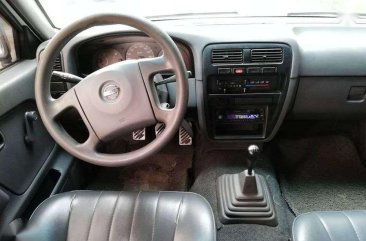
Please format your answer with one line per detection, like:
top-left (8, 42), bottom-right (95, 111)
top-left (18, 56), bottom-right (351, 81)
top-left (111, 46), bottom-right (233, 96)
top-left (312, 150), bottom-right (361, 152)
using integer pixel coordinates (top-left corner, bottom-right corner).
top-left (38, 0), bottom-right (366, 28)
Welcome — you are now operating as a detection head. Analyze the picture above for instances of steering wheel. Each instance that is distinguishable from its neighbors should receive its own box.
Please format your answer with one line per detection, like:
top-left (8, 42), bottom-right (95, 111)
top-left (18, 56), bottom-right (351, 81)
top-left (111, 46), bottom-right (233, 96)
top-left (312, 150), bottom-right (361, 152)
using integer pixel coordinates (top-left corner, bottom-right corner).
top-left (35, 14), bottom-right (188, 167)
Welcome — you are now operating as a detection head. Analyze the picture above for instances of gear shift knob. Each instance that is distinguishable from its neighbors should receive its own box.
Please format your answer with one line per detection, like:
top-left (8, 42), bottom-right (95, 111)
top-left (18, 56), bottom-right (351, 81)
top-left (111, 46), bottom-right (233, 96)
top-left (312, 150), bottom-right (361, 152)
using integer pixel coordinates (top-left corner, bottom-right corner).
top-left (247, 144), bottom-right (260, 175)
top-left (248, 145), bottom-right (260, 156)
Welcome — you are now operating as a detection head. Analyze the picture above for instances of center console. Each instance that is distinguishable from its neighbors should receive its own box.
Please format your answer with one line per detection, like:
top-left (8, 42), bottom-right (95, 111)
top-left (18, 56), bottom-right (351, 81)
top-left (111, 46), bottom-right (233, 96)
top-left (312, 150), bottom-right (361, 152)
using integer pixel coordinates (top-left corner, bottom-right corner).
top-left (202, 43), bottom-right (292, 140)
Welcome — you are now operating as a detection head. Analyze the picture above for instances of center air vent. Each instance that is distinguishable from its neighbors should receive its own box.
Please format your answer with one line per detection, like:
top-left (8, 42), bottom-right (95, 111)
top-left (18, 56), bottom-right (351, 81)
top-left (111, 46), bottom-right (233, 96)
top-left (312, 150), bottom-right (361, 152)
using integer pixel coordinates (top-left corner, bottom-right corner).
top-left (250, 48), bottom-right (283, 63)
top-left (212, 49), bottom-right (243, 65)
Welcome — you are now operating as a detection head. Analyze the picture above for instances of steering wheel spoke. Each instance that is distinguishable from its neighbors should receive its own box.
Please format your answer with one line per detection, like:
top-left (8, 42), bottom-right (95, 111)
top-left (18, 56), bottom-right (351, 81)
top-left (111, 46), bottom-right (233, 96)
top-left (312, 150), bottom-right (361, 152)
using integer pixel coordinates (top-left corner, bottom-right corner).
top-left (138, 56), bottom-right (171, 75)
top-left (138, 56), bottom-right (175, 124)
top-left (77, 126), bottom-right (99, 151)
top-left (47, 88), bottom-right (80, 119)
top-left (47, 88), bottom-right (101, 147)
top-left (154, 105), bottom-right (176, 124)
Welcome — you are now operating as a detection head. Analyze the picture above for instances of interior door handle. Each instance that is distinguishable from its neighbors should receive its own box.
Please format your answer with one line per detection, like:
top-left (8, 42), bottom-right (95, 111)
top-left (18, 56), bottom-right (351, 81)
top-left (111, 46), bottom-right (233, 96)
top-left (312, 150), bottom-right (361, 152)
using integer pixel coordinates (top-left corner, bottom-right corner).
top-left (24, 111), bottom-right (38, 144)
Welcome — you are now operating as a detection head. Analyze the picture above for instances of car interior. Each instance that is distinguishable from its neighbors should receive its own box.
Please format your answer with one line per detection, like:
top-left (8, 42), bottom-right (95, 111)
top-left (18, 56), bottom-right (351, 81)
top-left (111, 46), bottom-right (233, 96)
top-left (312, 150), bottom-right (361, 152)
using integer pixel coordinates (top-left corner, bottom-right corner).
top-left (1, 0), bottom-right (366, 240)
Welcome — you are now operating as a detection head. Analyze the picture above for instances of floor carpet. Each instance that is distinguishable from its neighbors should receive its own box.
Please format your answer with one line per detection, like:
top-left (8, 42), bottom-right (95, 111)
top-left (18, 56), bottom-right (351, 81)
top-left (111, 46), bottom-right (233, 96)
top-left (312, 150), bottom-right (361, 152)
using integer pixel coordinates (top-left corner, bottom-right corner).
top-left (190, 149), bottom-right (294, 241)
top-left (276, 135), bottom-right (366, 215)
top-left (88, 141), bottom-right (193, 191)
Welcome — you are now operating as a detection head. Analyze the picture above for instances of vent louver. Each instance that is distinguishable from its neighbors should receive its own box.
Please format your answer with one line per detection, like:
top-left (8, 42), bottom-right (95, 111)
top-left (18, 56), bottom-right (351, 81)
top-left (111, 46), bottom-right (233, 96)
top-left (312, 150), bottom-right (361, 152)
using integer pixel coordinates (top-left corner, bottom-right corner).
top-left (53, 55), bottom-right (63, 71)
top-left (250, 48), bottom-right (283, 63)
top-left (51, 54), bottom-right (67, 98)
top-left (211, 49), bottom-right (243, 65)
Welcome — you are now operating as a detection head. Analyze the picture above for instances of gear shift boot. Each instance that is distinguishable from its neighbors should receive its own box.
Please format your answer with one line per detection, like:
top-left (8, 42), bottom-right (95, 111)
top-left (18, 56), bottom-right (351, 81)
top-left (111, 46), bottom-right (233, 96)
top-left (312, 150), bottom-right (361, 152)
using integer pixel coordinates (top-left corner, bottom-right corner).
top-left (234, 171), bottom-right (264, 201)
top-left (218, 171), bottom-right (277, 225)
top-left (217, 145), bottom-right (277, 226)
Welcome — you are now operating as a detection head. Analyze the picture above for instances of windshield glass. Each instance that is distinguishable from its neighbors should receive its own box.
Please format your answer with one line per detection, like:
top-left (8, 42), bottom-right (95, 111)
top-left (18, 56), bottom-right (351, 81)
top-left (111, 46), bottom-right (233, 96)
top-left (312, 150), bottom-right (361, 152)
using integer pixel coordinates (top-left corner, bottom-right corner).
top-left (38, 0), bottom-right (366, 28)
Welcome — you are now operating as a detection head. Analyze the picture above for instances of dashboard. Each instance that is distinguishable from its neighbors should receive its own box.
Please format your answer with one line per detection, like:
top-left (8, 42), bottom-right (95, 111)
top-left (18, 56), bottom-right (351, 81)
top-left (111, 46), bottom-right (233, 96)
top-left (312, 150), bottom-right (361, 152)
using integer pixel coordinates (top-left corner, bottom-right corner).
top-left (76, 35), bottom-right (193, 76)
top-left (39, 17), bottom-right (366, 142)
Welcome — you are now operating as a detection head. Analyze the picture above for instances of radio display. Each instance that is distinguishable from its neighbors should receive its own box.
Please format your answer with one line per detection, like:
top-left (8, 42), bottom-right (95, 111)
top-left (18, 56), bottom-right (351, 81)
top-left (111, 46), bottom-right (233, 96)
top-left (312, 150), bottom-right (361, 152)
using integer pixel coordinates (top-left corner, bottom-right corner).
top-left (217, 110), bottom-right (264, 122)
top-left (226, 113), bottom-right (260, 120)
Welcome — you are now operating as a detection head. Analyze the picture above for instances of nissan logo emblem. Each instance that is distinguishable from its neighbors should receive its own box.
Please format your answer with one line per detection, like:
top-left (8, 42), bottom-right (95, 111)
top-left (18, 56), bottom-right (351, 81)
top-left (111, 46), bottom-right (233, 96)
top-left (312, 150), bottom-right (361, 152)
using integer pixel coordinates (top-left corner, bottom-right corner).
top-left (101, 83), bottom-right (120, 102)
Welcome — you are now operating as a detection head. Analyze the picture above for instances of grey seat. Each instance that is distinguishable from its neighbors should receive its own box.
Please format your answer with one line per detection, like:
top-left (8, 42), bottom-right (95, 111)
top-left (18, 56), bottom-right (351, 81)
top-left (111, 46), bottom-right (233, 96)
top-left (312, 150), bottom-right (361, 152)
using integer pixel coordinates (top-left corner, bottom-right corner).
top-left (292, 211), bottom-right (366, 241)
top-left (16, 191), bottom-right (216, 241)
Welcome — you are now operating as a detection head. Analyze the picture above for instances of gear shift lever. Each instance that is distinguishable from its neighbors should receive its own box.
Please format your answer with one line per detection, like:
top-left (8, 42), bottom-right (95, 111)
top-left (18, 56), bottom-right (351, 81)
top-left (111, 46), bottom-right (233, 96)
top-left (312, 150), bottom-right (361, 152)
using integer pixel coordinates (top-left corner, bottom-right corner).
top-left (248, 145), bottom-right (260, 175)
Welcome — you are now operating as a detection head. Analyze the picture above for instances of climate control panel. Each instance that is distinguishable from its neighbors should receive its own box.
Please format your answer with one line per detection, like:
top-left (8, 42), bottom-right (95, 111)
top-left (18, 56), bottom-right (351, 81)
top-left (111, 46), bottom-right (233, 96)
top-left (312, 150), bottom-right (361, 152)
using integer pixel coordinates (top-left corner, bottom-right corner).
top-left (208, 75), bottom-right (278, 94)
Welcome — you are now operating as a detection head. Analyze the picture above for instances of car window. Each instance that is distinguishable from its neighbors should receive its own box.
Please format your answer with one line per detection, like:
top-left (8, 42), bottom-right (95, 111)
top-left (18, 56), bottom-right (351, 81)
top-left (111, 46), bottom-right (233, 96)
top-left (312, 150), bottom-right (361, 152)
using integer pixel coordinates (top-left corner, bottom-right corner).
top-left (0, 15), bottom-right (18, 70)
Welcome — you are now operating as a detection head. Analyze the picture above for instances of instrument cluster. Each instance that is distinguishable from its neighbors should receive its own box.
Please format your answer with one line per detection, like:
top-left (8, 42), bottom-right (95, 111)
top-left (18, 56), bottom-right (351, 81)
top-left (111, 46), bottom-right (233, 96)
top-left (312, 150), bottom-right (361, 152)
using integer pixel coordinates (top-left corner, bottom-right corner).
top-left (77, 35), bottom-right (193, 76)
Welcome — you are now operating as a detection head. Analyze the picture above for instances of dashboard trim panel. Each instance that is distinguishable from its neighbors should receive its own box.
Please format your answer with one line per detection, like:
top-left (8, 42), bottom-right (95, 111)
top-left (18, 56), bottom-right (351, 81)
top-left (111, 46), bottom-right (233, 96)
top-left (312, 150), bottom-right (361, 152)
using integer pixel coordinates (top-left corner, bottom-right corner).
top-left (47, 20), bottom-right (366, 142)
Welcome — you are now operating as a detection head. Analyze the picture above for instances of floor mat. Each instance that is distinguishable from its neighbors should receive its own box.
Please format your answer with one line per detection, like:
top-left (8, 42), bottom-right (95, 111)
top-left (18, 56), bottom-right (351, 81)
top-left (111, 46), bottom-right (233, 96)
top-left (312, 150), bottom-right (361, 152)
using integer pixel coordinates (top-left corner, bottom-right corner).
top-left (277, 135), bottom-right (366, 215)
top-left (88, 142), bottom-right (193, 191)
top-left (190, 150), bottom-right (294, 241)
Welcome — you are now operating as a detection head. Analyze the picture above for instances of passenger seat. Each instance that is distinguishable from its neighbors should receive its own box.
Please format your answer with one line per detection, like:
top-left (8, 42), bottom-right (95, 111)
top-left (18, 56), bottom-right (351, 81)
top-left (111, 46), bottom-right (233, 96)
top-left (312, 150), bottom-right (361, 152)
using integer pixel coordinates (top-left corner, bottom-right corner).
top-left (292, 211), bottom-right (366, 241)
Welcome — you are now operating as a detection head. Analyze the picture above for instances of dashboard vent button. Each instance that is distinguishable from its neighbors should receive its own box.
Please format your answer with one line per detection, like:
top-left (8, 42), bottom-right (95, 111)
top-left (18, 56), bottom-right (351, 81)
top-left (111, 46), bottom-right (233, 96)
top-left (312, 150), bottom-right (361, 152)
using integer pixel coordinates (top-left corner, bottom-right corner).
top-left (212, 49), bottom-right (243, 65)
top-left (250, 48), bottom-right (283, 63)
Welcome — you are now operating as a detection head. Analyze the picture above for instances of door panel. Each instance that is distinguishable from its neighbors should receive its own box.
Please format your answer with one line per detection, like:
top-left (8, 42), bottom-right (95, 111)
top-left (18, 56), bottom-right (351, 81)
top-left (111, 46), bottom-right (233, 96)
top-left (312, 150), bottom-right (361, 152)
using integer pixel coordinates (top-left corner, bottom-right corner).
top-left (0, 60), bottom-right (58, 240)
top-left (0, 101), bottom-right (54, 194)
top-left (0, 60), bottom-right (37, 116)
top-left (0, 6), bottom-right (80, 240)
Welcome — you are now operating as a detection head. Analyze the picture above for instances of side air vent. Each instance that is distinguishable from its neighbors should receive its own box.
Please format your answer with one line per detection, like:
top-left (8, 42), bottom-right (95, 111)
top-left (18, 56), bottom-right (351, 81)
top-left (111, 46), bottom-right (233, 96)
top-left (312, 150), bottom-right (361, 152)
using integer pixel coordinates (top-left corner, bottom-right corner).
top-left (51, 54), bottom-right (68, 98)
top-left (53, 55), bottom-right (63, 71)
top-left (250, 48), bottom-right (283, 63)
top-left (212, 49), bottom-right (243, 65)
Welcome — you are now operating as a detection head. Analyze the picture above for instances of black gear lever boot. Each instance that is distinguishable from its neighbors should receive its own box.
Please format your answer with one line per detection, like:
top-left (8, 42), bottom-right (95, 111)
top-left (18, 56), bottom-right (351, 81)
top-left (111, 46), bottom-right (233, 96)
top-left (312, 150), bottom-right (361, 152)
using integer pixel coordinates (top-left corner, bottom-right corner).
top-left (217, 145), bottom-right (277, 226)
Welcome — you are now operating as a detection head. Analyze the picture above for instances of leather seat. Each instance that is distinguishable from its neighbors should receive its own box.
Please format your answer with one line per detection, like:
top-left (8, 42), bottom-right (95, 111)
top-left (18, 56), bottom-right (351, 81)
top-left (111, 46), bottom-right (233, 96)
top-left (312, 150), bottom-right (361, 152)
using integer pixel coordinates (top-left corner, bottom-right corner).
top-left (16, 191), bottom-right (216, 241)
top-left (292, 211), bottom-right (366, 241)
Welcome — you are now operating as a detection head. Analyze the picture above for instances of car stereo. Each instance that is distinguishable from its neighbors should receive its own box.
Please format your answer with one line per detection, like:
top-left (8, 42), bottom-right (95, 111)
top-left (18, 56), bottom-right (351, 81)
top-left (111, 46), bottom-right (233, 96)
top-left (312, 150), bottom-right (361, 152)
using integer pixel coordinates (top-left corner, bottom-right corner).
top-left (216, 108), bottom-right (265, 122)
top-left (202, 43), bottom-right (292, 140)
top-left (213, 107), bottom-right (267, 137)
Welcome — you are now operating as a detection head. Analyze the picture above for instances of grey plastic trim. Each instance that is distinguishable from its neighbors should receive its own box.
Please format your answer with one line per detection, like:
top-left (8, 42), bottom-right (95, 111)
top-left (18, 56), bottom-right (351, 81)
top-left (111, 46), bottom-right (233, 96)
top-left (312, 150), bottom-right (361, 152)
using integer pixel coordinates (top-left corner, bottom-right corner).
top-left (266, 77), bottom-right (298, 141)
top-left (9, 0), bottom-right (56, 39)
top-left (196, 80), bottom-right (207, 134)
top-left (0, 60), bottom-right (37, 116)
top-left (0, 145), bottom-right (72, 238)
top-left (295, 27), bottom-right (366, 76)
top-left (291, 77), bottom-right (366, 119)
top-left (1, 0), bottom-right (26, 26)
top-left (166, 78), bottom-right (196, 107)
